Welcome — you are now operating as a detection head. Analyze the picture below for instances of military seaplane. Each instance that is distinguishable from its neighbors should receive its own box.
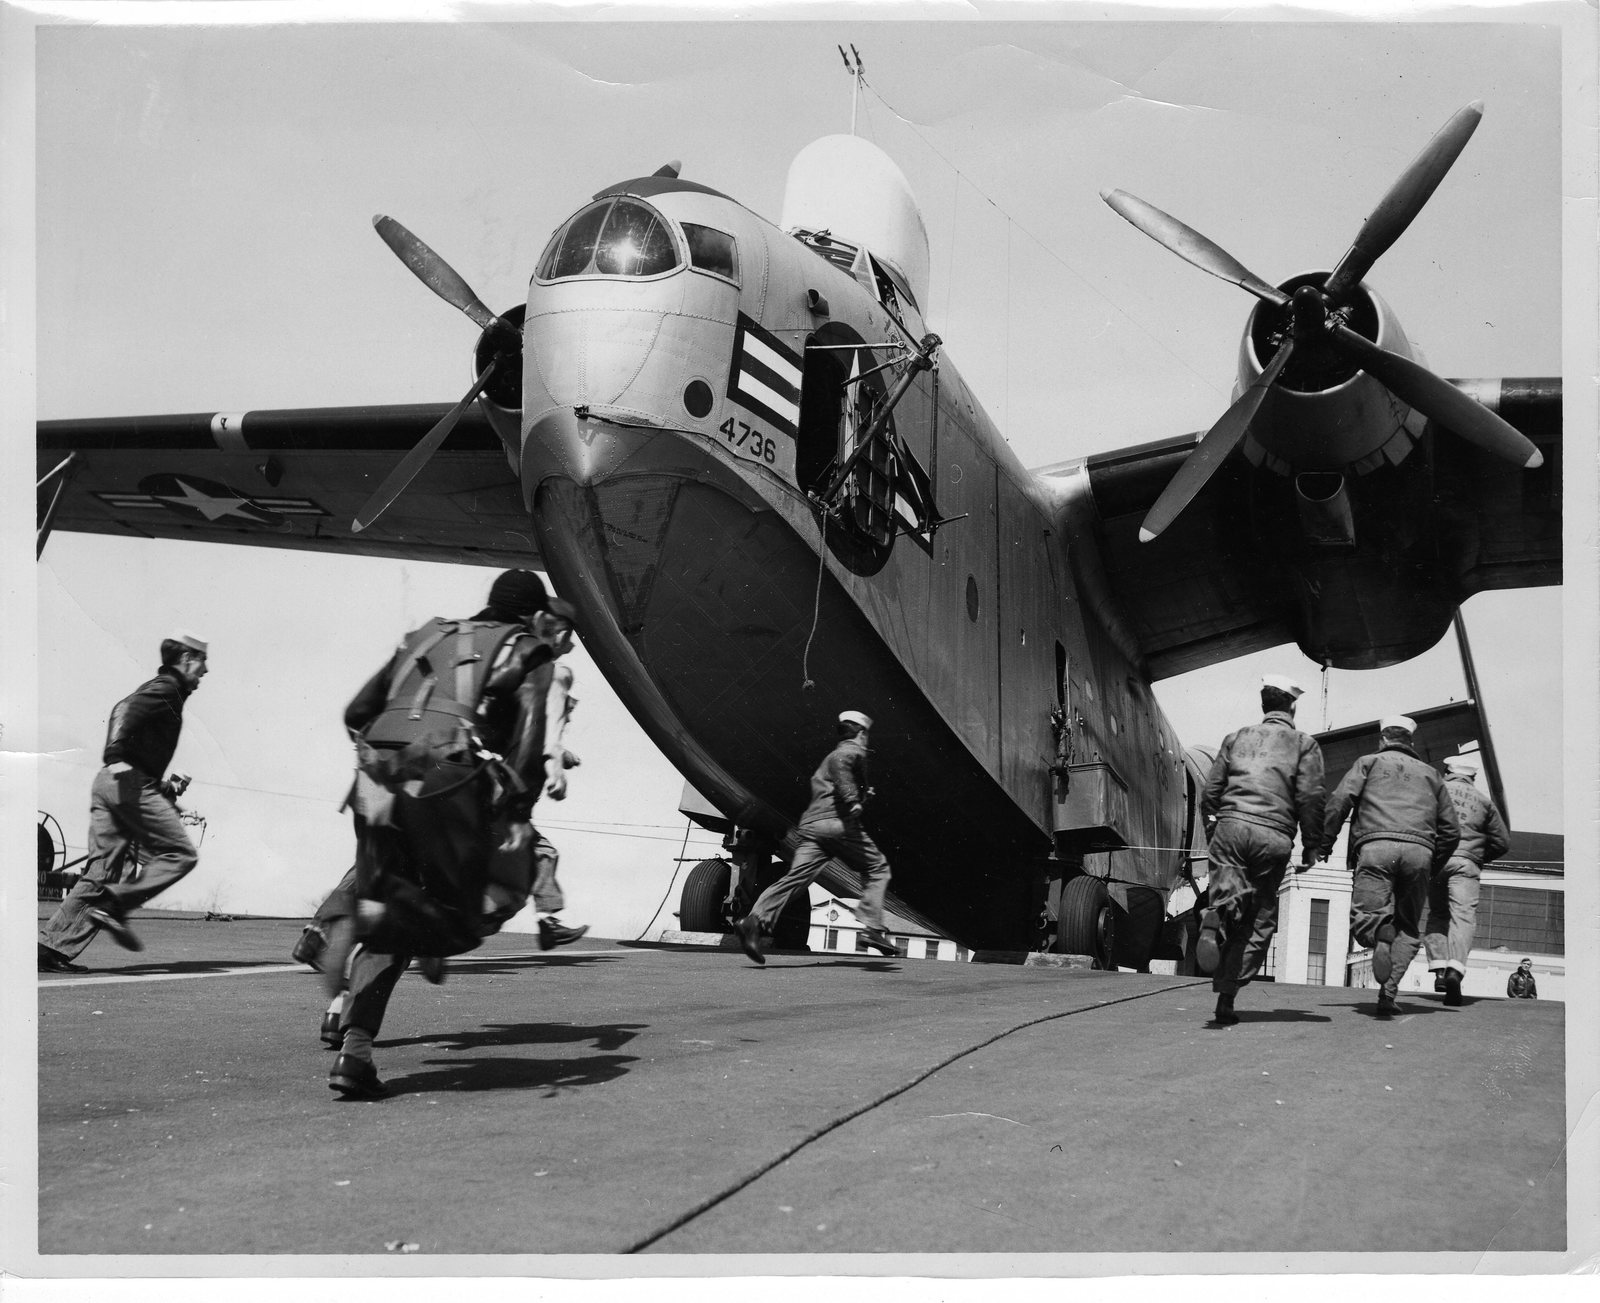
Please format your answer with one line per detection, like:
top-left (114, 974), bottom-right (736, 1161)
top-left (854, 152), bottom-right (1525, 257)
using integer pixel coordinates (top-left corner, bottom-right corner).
top-left (37, 102), bottom-right (1560, 967)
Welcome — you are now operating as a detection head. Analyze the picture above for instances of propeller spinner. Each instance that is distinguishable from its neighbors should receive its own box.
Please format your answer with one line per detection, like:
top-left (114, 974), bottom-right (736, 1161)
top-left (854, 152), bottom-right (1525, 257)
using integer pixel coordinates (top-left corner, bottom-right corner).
top-left (353, 215), bottom-right (521, 533)
top-left (1103, 102), bottom-right (1542, 543)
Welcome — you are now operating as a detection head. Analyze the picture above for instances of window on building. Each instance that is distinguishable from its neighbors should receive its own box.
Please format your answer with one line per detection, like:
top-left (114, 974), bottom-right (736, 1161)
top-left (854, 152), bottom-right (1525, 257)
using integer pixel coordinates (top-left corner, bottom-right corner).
top-left (825, 928), bottom-right (838, 951)
top-left (1476, 885), bottom-right (1564, 955)
top-left (924, 939), bottom-right (941, 960)
top-left (855, 930), bottom-right (870, 953)
top-left (893, 935), bottom-right (909, 957)
top-left (955, 945), bottom-right (968, 962)
top-left (1307, 897), bottom-right (1330, 986)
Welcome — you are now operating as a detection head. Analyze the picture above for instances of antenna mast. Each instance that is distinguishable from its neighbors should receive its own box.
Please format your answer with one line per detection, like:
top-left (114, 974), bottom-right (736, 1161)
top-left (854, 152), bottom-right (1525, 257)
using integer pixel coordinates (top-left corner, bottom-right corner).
top-left (838, 44), bottom-right (865, 136)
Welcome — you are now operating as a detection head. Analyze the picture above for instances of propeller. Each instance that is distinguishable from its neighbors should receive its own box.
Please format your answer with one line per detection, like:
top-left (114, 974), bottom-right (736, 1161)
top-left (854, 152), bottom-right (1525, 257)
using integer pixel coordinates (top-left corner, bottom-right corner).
top-left (1323, 103), bottom-right (1483, 303)
top-left (1102, 102), bottom-right (1541, 542)
top-left (352, 359), bottom-right (501, 534)
top-left (1139, 335), bottom-right (1296, 543)
top-left (354, 215), bottom-right (522, 532)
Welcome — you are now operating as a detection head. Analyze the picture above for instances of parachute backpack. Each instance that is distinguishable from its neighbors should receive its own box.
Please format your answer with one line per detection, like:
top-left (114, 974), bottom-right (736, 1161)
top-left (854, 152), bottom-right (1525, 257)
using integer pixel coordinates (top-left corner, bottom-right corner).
top-left (355, 617), bottom-right (527, 796)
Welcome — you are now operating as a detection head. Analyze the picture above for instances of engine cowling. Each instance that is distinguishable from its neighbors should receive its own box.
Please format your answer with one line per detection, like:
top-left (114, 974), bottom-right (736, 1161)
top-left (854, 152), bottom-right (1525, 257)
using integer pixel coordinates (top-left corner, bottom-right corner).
top-left (473, 302), bottom-right (525, 452)
top-left (1236, 275), bottom-right (1417, 474)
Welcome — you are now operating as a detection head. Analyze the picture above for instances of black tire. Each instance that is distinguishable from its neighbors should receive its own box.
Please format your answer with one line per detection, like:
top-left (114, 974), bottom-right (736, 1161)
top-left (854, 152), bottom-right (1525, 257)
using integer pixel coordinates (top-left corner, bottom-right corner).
top-left (1058, 875), bottom-right (1116, 969)
top-left (679, 858), bottom-right (733, 933)
top-left (773, 891), bottom-right (812, 951)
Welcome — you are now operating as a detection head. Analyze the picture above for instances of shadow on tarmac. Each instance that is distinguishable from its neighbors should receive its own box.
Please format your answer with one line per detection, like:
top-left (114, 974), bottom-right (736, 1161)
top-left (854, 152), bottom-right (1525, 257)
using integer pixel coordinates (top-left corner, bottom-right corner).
top-left (72, 957), bottom-right (299, 977)
top-left (1218, 1009), bottom-right (1334, 1025)
top-left (378, 1019), bottom-right (646, 1054)
top-left (359, 1051), bottom-right (641, 1099)
top-left (335, 1019), bottom-right (651, 1100)
top-left (1336, 998), bottom-right (1452, 1020)
top-left (407, 953), bottom-right (624, 980)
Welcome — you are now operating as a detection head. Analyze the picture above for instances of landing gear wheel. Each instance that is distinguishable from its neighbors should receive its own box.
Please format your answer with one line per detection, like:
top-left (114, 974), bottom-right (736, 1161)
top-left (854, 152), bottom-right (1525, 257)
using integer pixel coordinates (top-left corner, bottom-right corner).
top-left (1059, 875), bottom-right (1116, 970)
top-left (679, 858), bottom-right (733, 934)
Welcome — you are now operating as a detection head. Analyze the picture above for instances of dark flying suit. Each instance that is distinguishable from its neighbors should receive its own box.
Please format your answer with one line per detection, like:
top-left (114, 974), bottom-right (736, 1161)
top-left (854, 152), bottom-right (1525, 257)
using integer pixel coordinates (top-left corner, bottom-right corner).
top-left (1323, 738), bottom-right (1460, 999)
top-left (1424, 773), bottom-right (1510, 980)
top-left (1200, 710), bottom-right (1326, 995)
top-left (1507, 965), bottom-right (1538, 999)
top-left (336, 618), bottom-right (559, 1040)
top-left (39, 666), bottom-right (200, 962)
top-left (747, 732), bottom-right (891, 936)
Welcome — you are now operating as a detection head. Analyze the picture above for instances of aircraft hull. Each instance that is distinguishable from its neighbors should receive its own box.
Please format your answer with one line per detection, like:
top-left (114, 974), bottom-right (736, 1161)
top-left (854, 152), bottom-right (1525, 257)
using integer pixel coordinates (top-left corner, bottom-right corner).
top-left (525, 410), bottom-right (1051, 949)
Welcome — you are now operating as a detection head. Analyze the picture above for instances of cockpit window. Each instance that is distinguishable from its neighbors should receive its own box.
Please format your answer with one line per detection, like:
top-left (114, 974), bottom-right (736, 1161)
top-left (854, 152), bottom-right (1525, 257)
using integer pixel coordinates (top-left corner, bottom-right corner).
top-left (682, 223), bottom-right (739, 282)
top-left (537, 198), bottom-right (681, 281)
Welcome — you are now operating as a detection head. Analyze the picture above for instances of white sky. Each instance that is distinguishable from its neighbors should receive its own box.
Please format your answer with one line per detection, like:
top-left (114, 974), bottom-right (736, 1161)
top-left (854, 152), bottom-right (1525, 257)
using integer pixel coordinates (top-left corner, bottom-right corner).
top-left (17, 11), bottom-right (1589, 941)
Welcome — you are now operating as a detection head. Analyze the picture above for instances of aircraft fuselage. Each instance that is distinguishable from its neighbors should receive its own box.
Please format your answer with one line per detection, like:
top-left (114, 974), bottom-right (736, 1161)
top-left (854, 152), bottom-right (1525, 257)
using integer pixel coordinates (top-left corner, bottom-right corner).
top-left (501, 169), bottom-right (1192, 953)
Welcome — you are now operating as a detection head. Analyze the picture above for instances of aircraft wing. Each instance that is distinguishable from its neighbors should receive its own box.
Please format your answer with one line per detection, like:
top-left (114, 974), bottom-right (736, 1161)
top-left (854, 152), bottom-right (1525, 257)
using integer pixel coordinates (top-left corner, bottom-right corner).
top-left (1080, 378), bottom-right (1561, 681)
top-left (36, 405), bottom-right (540, 568)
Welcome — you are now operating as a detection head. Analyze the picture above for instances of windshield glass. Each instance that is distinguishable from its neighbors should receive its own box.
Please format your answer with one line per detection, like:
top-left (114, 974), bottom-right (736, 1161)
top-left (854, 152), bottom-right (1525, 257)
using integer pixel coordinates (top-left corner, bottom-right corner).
top-left (538, 198), bottom-right (680, 281)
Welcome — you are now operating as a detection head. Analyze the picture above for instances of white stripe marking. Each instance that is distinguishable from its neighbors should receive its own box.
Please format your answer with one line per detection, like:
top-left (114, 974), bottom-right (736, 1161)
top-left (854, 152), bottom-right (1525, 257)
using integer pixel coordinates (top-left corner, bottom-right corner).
top-left (38, 948), bottom-right (641, 987)
top-left (741, 332), bottom-right (801, 387)
top-left (739, 372), bottom-right (800, 427)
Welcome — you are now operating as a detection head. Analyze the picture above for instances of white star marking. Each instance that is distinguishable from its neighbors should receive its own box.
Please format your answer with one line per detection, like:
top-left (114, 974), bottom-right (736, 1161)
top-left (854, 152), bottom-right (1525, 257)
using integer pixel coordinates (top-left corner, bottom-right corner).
top-left (155, 479), bottom-right (267, 522)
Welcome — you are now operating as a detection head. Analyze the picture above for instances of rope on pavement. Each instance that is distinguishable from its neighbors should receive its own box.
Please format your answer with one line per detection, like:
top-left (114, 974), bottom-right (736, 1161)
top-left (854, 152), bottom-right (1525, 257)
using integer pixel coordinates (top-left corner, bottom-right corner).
top-left (622, 977), bottom-right (1208, 1252)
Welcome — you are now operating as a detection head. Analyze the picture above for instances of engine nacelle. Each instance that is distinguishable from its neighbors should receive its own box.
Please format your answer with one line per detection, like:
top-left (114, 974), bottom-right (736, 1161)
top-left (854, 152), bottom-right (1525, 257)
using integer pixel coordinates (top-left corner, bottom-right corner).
top-left (473, 302), bottom-right (525, 454)
top-left (1236, 276), bottom-right (1418, 474)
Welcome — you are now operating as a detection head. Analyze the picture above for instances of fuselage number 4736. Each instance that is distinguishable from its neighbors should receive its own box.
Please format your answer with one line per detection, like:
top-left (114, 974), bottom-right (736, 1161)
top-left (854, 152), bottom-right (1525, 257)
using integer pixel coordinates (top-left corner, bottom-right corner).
top-left (719, 417), bottom-right (776, 465)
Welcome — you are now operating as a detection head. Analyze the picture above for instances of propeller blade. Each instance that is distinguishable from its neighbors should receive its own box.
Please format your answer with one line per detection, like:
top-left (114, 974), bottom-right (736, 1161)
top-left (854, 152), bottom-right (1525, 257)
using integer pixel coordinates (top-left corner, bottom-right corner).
top-left (1140, 336), bottom-right (1297, 543)
top-left (1323, 102), bottom-right (1483, 302)
top-left (1101, 189), bottom-right (1290, 308)
top-left (372, 214), bottom-right (499, 332)
top-left (352, 359), bottom-right (501, 534)
top-left (1327, 323), bottom-right (1543, 468)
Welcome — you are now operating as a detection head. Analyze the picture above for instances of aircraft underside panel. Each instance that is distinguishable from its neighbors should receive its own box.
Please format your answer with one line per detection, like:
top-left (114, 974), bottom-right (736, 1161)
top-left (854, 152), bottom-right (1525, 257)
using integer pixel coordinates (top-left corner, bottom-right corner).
top-left (532, 462), bottom-right (1052, 950)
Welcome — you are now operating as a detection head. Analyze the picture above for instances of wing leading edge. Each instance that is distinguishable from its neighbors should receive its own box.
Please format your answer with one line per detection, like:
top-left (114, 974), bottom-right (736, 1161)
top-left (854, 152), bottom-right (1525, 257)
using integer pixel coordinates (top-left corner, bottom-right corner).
top-left (36, 405), bottom-right (540, 570)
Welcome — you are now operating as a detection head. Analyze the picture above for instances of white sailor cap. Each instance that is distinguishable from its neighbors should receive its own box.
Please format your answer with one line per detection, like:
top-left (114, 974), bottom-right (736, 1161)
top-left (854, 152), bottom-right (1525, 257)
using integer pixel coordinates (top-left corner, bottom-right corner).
top-left (1262, 673), bottom-right (1305, 699)
top-left (1443, 754), bottom-right (1480, 775)
top-left (171, 631), bottom-right (209, 654)
top-left (838, 710), bottom-right (874, 730)
top-left (1379, 715), bottom-right (1416, 735)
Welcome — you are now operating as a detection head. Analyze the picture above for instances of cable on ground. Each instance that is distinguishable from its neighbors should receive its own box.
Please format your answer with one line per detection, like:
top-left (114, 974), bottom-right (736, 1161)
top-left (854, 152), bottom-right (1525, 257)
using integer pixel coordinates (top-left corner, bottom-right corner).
top-left (622, 977), bottom-right (1206, 1252)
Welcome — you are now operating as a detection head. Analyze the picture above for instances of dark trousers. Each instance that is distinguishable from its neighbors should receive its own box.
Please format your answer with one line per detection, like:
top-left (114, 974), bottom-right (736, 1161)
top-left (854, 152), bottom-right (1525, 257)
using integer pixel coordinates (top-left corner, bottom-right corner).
top-left (1205, 818), bottom-right (1291, 996)
top-left (353, 756), bottom-right (497, 958)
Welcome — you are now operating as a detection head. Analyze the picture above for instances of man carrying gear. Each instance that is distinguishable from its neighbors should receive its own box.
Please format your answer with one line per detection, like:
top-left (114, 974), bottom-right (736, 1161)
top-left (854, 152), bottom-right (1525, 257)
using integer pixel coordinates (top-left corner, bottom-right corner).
top-left (318, 570), bottom-right (576, 1097)
top-left (1323, 715), bottom-right (1461, 1018)
top-left (1424, 752), bottom-right (1510, 1006)
top-left (39, 632), bottom-right (211, 970)
top-left (1196, 673), bottom-right (1326, 1025)
top-left (734, 710), bottom-right (899, 965)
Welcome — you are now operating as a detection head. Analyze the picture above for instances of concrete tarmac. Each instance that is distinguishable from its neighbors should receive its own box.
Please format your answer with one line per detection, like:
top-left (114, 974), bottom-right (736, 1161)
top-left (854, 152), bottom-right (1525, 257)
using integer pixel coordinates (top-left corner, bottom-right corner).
top-left (34, 912), bottom-right (1566, 1264)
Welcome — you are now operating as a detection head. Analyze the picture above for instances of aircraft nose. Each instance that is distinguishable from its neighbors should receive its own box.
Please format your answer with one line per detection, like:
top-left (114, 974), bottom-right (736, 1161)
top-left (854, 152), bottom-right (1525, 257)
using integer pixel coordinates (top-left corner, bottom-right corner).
top-left (521, 406), bottom-right (637, 492)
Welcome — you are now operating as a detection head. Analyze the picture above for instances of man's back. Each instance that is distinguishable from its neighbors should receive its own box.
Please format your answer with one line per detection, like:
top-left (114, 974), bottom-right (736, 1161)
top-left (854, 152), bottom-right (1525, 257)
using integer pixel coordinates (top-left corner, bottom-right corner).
top-left (1326, 745), bottom-right (1460, 858)
top-left (1445, 776), bottom-right (1511, 865)
top-left (1202, 712), bottom-right (1324, 845)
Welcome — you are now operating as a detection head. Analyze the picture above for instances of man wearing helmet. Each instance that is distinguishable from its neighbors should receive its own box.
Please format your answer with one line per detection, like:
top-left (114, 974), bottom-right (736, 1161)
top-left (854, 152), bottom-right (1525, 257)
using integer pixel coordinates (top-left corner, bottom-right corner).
top-left (317, 569), bottom-right (581, 1098)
